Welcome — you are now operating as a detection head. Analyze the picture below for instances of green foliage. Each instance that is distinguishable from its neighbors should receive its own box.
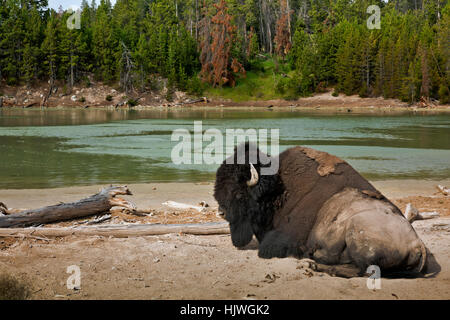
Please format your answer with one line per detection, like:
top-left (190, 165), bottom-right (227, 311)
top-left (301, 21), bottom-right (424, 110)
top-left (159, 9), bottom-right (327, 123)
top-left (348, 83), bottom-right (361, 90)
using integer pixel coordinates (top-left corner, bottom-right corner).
top-left (0, 0), bottom-right (447, 104)
top-left (127, 98), bottom-right (139, 107)
top-left (83, 77), bottom-right (91, 88)
top-left (0, 0), bottom-right (198, 92)
top-left (289, 3), bottom-right (449, 103)
top-left (275, 77), bottom-right (289, 94)
top-left (105, 94), bottom-right (113, 101)
top-left (438, 84), bottom-right (450, 104)
top-left (186, 76), bottom-right (205, 96)
top-left (165, 85), bottom-right (175, 102)
top-left (206, 58), bottom-right (297, 101)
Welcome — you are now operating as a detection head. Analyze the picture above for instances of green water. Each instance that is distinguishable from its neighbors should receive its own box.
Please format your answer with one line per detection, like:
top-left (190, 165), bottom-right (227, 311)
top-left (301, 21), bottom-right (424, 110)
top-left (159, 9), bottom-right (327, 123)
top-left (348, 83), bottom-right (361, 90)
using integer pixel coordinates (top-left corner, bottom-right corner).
top-left (0, 108), bottom-right (449, 189)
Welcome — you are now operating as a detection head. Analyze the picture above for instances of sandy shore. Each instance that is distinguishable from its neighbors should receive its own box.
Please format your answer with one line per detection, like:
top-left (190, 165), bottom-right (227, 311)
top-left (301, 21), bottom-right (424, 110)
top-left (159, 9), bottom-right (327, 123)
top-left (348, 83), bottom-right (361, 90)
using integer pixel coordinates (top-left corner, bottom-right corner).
top-left (197, 92), bottom-right (450, 113)
top-left (1, 178), bottom-right (449, 210)
top-left (0, 179), bottom-right (449, 299)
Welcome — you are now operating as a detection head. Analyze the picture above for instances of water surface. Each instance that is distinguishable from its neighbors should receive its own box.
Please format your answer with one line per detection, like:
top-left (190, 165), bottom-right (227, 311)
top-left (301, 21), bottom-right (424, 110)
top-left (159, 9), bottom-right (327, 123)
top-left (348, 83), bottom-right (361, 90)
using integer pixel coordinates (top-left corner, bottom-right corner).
top-left (1, 108), bottom-right (449, 189)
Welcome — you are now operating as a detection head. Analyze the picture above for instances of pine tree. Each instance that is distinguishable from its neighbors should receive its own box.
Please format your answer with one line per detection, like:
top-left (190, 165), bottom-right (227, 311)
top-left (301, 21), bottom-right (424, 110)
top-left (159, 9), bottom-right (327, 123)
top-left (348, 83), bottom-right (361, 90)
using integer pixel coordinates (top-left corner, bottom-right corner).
top-left (435, 2), bottom-right (449, 103)
top-left (92, 0), bottom-right (117, 82)
top-left (21, 5), bottom-right (43, 85)
top-left (401, 60), bottom-right (420, 103)
top-left (0, 1), bottom-right (26, 84)
top-left (134, 33), bottom-right (150, 91)
top-left (335, 21), bottom-right (359, 95)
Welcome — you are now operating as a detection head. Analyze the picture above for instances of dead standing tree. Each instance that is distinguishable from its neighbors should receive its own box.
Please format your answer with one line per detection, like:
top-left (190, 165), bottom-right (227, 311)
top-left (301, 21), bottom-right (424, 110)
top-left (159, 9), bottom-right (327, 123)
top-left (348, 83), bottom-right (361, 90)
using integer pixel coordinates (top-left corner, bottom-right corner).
top-left (120, 41), bottom-right (135, 95)
top-left (274, 0), bottom-right (292, 60)
top-left (198, 2), bottom-right (213, 82)
top-left (258, 0), bottom-right (276, 54)
top-left (200, 0), bottom-right (244, 87)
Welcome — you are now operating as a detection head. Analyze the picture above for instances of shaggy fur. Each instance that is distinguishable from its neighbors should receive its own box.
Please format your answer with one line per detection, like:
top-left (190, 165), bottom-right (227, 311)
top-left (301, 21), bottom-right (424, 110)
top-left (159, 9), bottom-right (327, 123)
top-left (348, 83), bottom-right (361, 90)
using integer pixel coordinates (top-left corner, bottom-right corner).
top-left (214, 143), bottom-right (427, 276)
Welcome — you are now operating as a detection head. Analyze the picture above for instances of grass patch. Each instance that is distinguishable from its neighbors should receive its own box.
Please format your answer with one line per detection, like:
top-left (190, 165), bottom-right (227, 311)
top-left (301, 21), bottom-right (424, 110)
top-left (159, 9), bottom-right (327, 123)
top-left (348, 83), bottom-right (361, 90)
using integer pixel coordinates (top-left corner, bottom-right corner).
top-left (0, 273), bottom-right (31, 300)
top-left (127, 98), bottom-right (139, 107)
top-left (204, 58), bottom-right (299, 102)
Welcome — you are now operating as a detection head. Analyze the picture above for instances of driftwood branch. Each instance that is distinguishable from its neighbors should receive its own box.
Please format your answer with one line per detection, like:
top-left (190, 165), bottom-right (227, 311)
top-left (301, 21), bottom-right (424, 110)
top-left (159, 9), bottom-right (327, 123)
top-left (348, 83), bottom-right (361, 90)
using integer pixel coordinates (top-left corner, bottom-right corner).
top-left (0, 186), bottom-right (133, 228)
top-left (0, 202), bottom-right (8, 216)
top-left (173, 97), bottom-right (209, 106)
top-left (436, 185), bottom-right (449, 196)
top-left (23, 101), bottom-right (38, 108)
top-left (0, 222), bottom-right (230, 238)
top-left (405, 203), bottom-right (440, 223)
top-left (162, 201), bottom-right (206, 212)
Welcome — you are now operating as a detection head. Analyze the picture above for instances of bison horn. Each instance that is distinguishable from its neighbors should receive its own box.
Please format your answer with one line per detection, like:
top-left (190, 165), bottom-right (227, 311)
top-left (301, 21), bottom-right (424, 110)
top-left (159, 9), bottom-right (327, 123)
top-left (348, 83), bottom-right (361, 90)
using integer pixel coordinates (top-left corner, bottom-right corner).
top-left (247, 163), bottom-right (259, 187)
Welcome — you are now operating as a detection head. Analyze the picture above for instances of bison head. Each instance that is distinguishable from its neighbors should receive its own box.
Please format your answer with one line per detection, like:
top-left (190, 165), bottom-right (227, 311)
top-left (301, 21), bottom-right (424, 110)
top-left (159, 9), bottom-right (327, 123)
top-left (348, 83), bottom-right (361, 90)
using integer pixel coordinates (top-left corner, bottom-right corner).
top-left (214, 143), bottom-right (282, 248)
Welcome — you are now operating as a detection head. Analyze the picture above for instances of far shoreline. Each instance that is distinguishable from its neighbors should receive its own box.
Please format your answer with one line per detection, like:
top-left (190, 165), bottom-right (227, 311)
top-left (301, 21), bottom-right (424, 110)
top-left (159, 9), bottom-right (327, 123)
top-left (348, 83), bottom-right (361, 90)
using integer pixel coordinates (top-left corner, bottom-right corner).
top-left (2, 89), bottom-right (450, 114)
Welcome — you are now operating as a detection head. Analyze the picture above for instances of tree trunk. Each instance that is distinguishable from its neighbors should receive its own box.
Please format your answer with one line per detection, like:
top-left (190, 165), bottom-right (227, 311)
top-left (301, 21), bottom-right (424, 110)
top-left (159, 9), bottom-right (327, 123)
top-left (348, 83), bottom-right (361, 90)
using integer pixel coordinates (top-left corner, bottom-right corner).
top-left (195, 0), bottom-right (199, 41)
top-left (41, 83), bottom-right (53, 107)
top-left (0, 222), bottom-right (230, 238)
top-left (70, 48), bottom-right (74, 89)
top-left (0, 186), bottom-right (134, 228)
top-left (287, 0), bottom-right (291, 43)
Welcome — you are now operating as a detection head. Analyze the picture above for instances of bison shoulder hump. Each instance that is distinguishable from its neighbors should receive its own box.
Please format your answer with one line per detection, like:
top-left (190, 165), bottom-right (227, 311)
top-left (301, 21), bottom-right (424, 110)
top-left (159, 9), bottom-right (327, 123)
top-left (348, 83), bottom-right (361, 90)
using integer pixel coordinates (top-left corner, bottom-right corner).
top-left (295, 146), bottom-right (345, 176)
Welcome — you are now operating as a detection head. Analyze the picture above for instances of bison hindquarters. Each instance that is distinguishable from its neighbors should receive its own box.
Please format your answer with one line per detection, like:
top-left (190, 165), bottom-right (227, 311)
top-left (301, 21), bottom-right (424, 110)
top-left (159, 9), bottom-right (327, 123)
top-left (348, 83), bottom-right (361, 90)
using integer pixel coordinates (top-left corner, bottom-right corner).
top-left (307, 188), bottom-right (426, 275)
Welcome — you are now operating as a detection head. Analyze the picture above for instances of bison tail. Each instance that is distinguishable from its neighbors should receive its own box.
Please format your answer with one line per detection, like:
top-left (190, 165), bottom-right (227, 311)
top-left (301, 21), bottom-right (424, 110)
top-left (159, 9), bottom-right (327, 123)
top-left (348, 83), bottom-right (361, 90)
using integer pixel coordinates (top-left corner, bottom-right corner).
top-left (415, 239), bottom-right (427, 274)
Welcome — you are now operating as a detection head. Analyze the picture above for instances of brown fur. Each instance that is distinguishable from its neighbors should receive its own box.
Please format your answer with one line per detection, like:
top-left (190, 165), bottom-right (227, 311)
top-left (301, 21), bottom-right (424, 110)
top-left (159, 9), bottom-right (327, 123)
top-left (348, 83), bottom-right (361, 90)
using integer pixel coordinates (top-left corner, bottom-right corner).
top-left (274, 146), bottom-right (396, 245)
top-left (214, 144), bottom-right (428, 276)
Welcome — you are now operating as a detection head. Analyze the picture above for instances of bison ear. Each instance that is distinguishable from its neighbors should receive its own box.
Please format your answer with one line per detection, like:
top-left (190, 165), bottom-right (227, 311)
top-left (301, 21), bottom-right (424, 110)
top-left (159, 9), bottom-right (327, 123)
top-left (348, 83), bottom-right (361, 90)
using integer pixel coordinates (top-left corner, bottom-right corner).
top-left (229, 220), bottom-right (253, 248)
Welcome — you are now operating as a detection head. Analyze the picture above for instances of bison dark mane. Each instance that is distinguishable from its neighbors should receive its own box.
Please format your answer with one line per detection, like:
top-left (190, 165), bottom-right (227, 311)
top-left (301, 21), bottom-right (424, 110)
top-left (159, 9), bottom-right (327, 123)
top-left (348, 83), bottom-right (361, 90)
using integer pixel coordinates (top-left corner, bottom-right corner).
top-left (214, 143), bottom-right (300, 258)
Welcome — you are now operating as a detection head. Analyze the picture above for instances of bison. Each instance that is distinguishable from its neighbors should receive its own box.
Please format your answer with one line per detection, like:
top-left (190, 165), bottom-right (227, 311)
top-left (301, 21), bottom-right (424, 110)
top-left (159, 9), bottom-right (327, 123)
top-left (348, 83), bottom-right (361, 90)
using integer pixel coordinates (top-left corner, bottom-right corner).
top-left (214, 143), bottom-right (428, 277)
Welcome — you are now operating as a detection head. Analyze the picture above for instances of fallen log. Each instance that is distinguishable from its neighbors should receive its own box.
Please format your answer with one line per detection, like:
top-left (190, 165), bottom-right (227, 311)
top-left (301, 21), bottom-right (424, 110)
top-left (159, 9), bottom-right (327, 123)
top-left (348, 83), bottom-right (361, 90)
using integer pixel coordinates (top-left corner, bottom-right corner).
top-left (173, 97), bottom-right (209, 106)
top-left (0, 222), bottom-right (230, 238)
top-left (417, 96), bottom-right (434, 108)
top-left (23, 102), bottom-right (38, 108)
top-left (0, 186), bottom-right (133, 228)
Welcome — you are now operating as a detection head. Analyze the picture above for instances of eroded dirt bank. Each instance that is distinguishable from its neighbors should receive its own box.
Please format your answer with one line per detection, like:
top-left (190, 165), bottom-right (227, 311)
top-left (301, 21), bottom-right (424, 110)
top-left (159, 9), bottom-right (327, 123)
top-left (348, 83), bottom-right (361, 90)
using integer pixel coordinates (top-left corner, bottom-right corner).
top-left (1, 82), bottom-right (449, 112)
